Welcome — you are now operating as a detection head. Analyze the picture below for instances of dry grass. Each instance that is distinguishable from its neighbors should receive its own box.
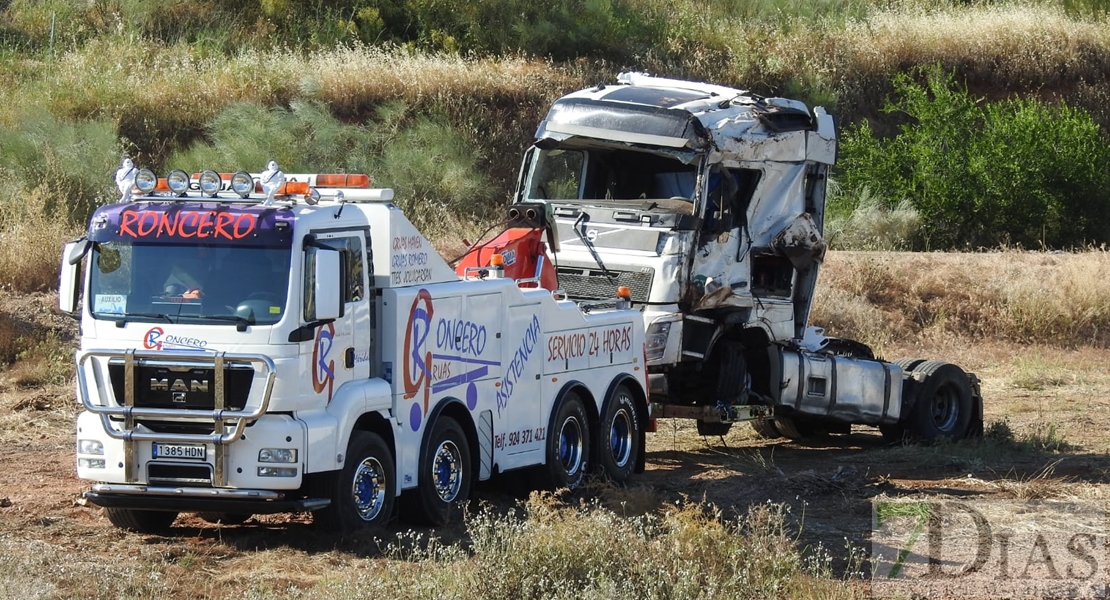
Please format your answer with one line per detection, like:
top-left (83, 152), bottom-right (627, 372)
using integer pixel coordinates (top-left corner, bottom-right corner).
top-left (812, 250), bottom-right (1110, 349)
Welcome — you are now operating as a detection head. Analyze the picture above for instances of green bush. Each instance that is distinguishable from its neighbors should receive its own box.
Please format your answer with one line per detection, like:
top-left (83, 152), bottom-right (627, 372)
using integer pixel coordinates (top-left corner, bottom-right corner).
top-left (0, 107), bottom-right (119, 223)
top-left (836, 65), bottom-right (1110, 249)
top-left (170, 99), bottom-right (498, 233)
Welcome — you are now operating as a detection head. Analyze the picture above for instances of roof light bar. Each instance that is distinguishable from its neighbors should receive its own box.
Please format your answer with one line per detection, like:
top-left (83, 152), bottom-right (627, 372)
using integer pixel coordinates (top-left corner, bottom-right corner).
top-left (198, 170), bottom-right (221, 197)
top-left (230, 171), bottom-right (254, 198)
top-left (166, 169), bottom-right (190, 196)
top-left (134, 169), bottom-right (158, 195)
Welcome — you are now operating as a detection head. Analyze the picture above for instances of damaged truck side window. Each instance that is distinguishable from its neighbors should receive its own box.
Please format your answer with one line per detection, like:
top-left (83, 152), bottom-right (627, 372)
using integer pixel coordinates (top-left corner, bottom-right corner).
top-left (529, 150), bottom-right (584, 200)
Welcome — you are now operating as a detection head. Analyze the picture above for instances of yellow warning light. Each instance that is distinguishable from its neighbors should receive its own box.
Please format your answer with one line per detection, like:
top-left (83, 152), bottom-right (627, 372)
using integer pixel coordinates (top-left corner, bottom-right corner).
top-left (617, 286), bottom-right (632, 299)
top-left (490, 253), bottom-right (506, 267)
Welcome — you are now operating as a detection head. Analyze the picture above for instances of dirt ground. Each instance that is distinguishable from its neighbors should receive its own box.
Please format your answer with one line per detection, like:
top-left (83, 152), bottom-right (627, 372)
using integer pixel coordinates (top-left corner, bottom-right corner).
top-left (1, 291), bottom-right (1108, 597)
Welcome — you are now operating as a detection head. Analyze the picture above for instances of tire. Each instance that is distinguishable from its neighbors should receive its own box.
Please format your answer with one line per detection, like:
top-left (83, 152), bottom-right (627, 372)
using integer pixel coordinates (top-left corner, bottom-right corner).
top-left (407, 417), bottom-right (472, 526)
top-left (906, 361), bottom-right (973, 443)
top-left (774, 416), bottom-right (827, 440)
top-left (540, 391), bottom-right (591, 490)
top-left (697, 341), bottom-right (743, 438)
top-left (893, 358), bottom-right (927, 373)
top-left (105, 508), bottom-right (178, 534)
top-left (822, 338), bottom-right (875, 360)
top-left (750, 417), bottom-right (782, 439)
top-left (696, 420), bottom-right (732, 437)
top-left (313, 430), bottom-right (396, 532)
top-left (879, 423), bottom-right (906, 444)
top-left (879, 358), bottom-right (926, 443)
top-left (598, 385), bottom-right (641, 483)
top-left (196, 512), bottom-right (251, 525)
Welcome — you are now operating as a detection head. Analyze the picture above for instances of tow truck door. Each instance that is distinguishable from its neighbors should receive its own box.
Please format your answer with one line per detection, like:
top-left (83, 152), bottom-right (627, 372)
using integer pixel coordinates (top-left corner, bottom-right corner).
top-left (305, 231), bottom-right (372, 402)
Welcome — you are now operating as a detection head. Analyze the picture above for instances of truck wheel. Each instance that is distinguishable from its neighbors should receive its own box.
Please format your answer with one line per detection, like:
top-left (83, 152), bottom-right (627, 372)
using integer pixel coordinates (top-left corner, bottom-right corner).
top-left (196, 512), bottom-right (251, 525)
top-left (893, 358), bottom-right (927, 372)
top-left (907, 361), bottom-right (973, 442)
top-left (408, 417), bottom-right (472, 526)
top-left (540, 391), bottom-right (591, 490)
top-left (314, 430), bottom-right (395, 532)
top-left (773, 416), bottom-right (826, 440)
top-left (750, 417), bottom-right (782, 439)
top-left (822, 338), bottom-right (875, 360)
top-left (598, 385), bottom-right (640, 483)
top-left (696, 420), bottom-right (732, 437)
top-left (105, 508), bottom-right (178, 534)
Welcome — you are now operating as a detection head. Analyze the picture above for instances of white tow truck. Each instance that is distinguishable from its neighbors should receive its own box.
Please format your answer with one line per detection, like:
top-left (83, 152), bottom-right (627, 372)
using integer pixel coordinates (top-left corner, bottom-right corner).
top-left (61, 167), bottom-right (647, 533)
top-left (500, 73), bottom-right (983, 442)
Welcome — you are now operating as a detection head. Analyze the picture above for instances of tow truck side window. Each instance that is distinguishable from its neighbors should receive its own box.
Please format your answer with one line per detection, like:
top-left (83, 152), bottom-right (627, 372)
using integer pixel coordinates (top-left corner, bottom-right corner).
top-left (303, 236), bottom-right (364, 321)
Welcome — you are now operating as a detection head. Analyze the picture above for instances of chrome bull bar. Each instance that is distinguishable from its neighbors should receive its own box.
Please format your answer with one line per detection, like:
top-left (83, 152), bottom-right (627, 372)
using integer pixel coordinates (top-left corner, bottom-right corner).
top-left (77, 349), bottom-right (277, 486)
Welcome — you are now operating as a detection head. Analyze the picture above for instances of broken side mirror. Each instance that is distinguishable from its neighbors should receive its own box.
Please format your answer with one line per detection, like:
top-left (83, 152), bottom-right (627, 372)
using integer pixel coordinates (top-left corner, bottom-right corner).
top-left (58, 238), bottom-right (91, 314)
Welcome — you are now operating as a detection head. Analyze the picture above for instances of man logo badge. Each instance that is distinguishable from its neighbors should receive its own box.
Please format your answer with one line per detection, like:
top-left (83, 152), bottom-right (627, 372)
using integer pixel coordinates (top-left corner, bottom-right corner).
top-left (150, 378), bottom-right (210, 401)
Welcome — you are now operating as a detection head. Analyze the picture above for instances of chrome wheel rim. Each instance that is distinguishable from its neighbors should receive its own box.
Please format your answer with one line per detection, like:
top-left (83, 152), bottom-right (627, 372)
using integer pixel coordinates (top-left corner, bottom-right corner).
top-left (931, 385), bottom-right (959, 432)
top-left (609, 404), bottom-right (633, 468)
top-left (351, 457), bottom-right (387, 521)
top-left (431, 440), bottom-right (463, 502)
top-left (558, 416), bottom-right (584, 475)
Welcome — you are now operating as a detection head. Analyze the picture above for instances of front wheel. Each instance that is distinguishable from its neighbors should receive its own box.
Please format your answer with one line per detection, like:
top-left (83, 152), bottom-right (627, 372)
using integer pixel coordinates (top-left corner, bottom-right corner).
top-left (105, 508), bottom-right (178, 534)
top-left (598, 385), bottom-right (641, 483)
top-left (313, 430), bottom-right (396, 532)
top-left (196, 512), bottom-right (251, 525)
top-left (406, 417), bottom-right (472, 526)
top-left (539, 391), bottom-right (591, 490)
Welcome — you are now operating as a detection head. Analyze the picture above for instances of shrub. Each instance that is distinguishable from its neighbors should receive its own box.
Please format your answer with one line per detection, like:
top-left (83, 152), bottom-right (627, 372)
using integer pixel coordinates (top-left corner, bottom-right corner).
top-left (837, 64), bottom-right (1110, 249)
top-left (825, 185), bottom-right (922, 250)
top-left (171, 99), bottom-right (499, 234)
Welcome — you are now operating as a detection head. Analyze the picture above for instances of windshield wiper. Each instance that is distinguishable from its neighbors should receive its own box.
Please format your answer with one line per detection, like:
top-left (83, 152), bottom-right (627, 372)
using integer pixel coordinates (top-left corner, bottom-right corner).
top-left (192, 314), bottom-right (253, 332)
top-left (572, 212), bottom-right (617, 284)
top-left (95, 311), bottom-right (174, 328)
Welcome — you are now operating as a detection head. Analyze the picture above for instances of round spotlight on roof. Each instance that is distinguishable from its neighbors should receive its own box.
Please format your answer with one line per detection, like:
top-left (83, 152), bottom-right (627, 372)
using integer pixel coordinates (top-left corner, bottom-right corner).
top-left (230, 171), bottom-right (254, 198)
top-left (199, 170), bottom-right (222, 197)
top-left (166, 169), bottom-right (190, 196)
top-left (134, 169), bottom-right (158, 195)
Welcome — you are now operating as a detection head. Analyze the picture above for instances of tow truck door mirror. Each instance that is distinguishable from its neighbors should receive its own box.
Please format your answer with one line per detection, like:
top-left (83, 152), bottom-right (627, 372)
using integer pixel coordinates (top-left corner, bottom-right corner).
top-left (59, 239), bottom-right (90, 314)
top-left (309, 247), bottom-right (342, 321)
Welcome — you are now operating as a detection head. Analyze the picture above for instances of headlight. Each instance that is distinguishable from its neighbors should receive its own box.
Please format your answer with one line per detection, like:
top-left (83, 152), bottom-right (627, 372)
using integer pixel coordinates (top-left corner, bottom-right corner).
top-left (230, 171), bottom-right (254, 198)
top-left (78, 458), bottom-right (106, 469)
top-left (77, 439), bottom-right (104, 455)
top-left (166, 169), bottom-right (190, 196)
top-left (135, 169), bottom-right (158, 194)
top-left (199, 170), bottom-right (222, 196)
top-left (645, 321), bottom-right (672, 361)
top-left (259, 448), bottom-right (298, 463)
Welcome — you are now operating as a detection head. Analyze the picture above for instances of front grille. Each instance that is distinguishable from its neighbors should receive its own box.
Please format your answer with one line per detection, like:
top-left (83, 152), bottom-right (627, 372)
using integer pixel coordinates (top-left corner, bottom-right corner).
top-left (108, 361), bottom-right (253, 411)
top-left (148, 463), bottom-right (212, 486)
top-left (557, 267), bottom-right (654, 302)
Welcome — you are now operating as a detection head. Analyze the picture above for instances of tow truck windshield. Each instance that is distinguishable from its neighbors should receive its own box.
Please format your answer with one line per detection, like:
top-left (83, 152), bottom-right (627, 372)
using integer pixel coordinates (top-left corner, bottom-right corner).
top-left (88, 241), bottom-right (291, 326)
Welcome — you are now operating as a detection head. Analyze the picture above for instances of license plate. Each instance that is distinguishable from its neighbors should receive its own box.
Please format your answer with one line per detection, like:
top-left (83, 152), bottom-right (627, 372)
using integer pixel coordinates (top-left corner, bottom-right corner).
top-left (152, 442), bottom-right (206, 460)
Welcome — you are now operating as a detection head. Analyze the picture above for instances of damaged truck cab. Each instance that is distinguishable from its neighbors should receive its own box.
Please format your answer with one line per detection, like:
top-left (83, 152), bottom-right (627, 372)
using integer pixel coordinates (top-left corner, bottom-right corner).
top-left (516, 72), bottom-right (982, 441)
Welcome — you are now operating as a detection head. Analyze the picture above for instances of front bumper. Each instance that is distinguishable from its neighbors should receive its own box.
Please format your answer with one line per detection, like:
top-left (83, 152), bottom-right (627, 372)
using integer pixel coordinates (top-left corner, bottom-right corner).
top-left (84, 484), bottom-right (329, 513)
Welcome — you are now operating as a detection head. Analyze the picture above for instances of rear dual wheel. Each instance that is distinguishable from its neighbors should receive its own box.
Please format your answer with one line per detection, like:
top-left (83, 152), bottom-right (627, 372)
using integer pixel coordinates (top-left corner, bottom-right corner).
top-left (598, 385), bottom-right (641, 483)
top-left (539, 392), bottom-right (591, 490)
top-left (404, 416), bottom-right (472, 526)
top-left (907, 361), bottom-right (974, 443)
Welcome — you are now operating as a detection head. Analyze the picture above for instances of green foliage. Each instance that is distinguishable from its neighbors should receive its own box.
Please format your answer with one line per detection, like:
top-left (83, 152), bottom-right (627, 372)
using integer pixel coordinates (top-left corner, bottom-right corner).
top-left (837, 65), bottom-right (1110, 249)
top-left (0, 107), bottom-right (119, 223)
top-left (825, 186), bottom-right (922, 250)
top-left (170, 100), bottom-right (498, 233)
top-left (169, 101), bottom-right (376, 174)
